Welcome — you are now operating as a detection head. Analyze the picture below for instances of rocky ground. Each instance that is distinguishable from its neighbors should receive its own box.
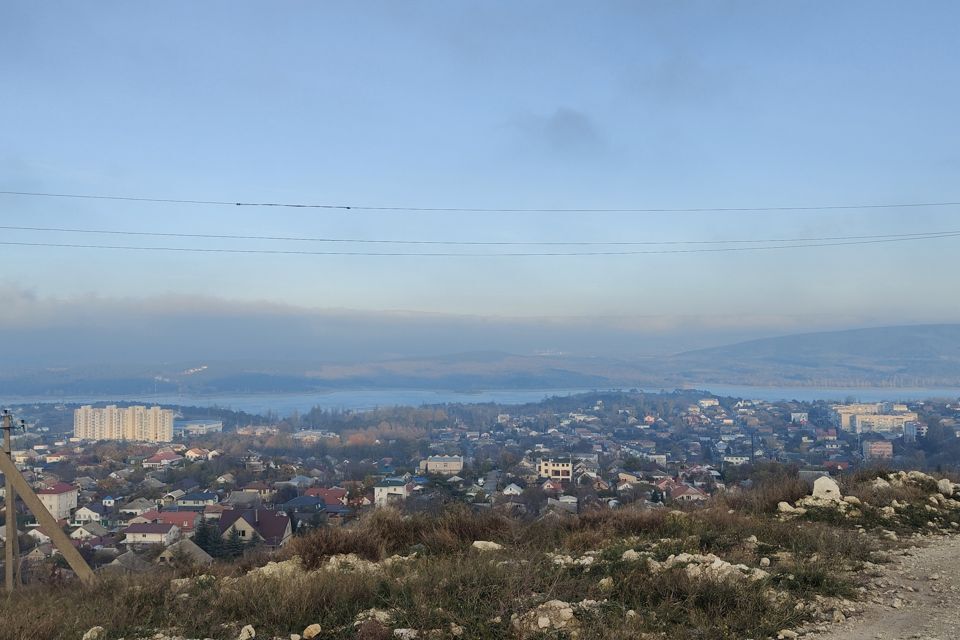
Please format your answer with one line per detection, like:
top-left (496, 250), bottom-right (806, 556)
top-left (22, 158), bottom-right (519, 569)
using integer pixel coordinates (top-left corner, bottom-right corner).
top-left (808, 534), bottom-right (960, 640)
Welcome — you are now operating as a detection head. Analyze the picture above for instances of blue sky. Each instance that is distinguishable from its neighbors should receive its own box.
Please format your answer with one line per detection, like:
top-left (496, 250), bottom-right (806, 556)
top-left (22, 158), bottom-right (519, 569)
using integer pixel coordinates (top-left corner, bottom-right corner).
top-left (1, 2), bottom-right (959, 361)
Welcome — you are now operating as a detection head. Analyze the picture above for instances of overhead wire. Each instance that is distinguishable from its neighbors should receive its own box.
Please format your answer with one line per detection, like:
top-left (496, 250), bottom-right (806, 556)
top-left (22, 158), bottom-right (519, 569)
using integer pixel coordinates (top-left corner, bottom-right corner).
top-left (1, 224), bottom-right (959, 247)
top-left (2, 190), bottom-right (960, 213)
top-left (1, 232), bottom-right (958, 257)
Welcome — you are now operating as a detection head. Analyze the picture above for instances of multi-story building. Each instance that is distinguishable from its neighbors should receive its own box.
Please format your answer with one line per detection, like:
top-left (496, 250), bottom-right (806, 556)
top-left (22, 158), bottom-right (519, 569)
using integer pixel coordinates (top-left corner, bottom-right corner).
top-left (418, 455), bottom-right (464, 476)
top-left (850, 412), bottom-right (918, 434)
top-left (37, 482), bottom-right (79, 520)
top-left (537, 457), bottom-right (572, 480)
top-left (74, 405), bottom-right (174, 442)
top-left (862, 440), bottom-right (894, 460)
top-left (830, 403), bottom-right (882, 431)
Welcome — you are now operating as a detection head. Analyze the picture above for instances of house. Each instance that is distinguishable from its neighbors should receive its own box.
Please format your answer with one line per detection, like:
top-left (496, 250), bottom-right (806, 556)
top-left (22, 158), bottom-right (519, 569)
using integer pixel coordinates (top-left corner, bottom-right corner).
top-left (101, 550), bottom-right (153, 574)
top-left (102, 496), bottom-right (118, 508)
top-left (37, 482), bottom-right (79, 520)
top-left (241, 482), bottom-right (274, 500)
top-left (184, 448), bottom-right (212, 462)
top-left (73, 504), bottom-right (106, 524)
top-left (418, 455), bottom-right (465, 476)
top-left (541, 478), bottom-right (563, 494)
top-left (502, 483), bottom-right (523, 497)
top-left (216, 473), bottom-right (236, 485)
top-left (282, 495), bottom-right (325, 512)
top-left (142, 451), bottom-right (184, 469)
top-left (176, 492), bottom-right (219, 508)
top-left (305, 486), bottom-right (348, 505)
top-left (70, 522), bottom-right (110, 540)
top-left (156, 538), bottom-right (213, 566)
top-left (374, 479), bottom-right (411, 508)
top-left (120, 497), bottom-right (157, 516)
top-left (122, 522), bottom-right (180, 546)
top-left (537, 458), bottom-right (573, 480)
top-left (218, 509), bottom-right (291, 549)
top-left (131, 510), bottom-right (200, 537)
top-left (670, 484), bottom-right (708, 502)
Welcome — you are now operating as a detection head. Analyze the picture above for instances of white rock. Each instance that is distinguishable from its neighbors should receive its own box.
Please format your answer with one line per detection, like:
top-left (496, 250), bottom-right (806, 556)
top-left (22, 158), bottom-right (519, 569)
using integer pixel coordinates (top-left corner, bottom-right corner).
top-left (472, 540), bottom-right (503, 552)
top-left (812, 476), bottom-right (843, 502)
top-left (82, 628), bottom-right (106, 640)
top-left (938, 478), bottom-right (955, 497)
top-left (622, 549), bottom-right (641, 561)
top-left (303, 623), bottom-right (322, 639)
top-left (238, 625), bottom-right (256, 640)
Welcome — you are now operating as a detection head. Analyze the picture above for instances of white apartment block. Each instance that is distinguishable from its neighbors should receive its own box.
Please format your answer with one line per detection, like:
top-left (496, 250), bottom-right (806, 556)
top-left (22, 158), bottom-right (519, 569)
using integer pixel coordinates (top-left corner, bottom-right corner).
top-left (74, 405), bottom-right (174, 442)
top-left (850, 412), bottom-right (918, 434)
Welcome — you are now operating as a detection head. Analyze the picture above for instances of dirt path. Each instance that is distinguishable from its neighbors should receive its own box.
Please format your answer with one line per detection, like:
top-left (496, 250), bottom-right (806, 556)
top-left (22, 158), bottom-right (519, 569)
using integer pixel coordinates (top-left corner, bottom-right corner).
top-left (809, 535), bottom-right (960, 640)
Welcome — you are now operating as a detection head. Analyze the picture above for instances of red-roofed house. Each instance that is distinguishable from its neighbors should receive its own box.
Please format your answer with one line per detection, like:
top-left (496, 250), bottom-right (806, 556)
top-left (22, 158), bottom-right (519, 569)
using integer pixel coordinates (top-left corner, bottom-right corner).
top-left (37, 482), bottom-right (78, 520)
top-left (130, 510), bottom-right (200, 537)
top-left (305, 487), bottom-right (348, 505)
top-left (143, 451), bottom-right (184, 469)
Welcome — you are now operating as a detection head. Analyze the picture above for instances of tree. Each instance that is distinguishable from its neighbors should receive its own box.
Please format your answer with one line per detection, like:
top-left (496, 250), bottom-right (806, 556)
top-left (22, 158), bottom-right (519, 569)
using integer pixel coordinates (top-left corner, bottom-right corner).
top-left (223, 528), bottom-right (245, 558)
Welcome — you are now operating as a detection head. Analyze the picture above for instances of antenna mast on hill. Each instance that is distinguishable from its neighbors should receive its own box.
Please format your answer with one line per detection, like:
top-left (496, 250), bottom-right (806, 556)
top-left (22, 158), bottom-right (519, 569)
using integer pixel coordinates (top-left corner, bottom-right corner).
top-left (1, 409), bottom-right (96, 588)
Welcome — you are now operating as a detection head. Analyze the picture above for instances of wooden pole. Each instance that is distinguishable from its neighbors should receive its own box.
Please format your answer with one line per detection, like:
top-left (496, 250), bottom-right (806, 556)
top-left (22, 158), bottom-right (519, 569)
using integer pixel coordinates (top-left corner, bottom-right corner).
top-left (0, 427), bottom-right (95, 585)
top-left (2, 411), bottom-right (20, 590)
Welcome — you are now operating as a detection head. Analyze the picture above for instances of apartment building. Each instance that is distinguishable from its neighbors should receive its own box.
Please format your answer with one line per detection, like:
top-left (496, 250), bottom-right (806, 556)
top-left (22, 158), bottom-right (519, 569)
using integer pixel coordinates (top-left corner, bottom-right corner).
top-left (74, 405), bottom-right (174, 442)
top-left (850, 412), bottom-right (918, 434)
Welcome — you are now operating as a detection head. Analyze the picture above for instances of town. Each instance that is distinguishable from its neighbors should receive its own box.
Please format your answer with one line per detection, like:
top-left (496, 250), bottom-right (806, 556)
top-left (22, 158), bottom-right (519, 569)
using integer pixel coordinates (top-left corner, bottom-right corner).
top-left (2, 390), bottom-right (959, 580)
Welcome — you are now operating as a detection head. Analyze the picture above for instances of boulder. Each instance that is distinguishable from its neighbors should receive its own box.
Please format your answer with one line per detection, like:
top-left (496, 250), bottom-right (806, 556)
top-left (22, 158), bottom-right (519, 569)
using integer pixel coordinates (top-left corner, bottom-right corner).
top-left (938, 478), bottom-right (955, 497)
top-left (812, 476), bottom-right (843, 503)
top-left (82, 628), bottom-right (106, 640)
top-left (302, 623), bottom-right (322, 639)
top-left (471, 540), bottom-right (503, 552)
top-left (238, 625), bottom-right (256, 640)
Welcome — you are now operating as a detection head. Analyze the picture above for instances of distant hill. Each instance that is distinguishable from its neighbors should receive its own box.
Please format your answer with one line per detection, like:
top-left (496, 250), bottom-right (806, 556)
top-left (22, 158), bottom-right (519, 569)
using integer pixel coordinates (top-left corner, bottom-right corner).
top-left (2, 325), bottom-right (960, 396)
top-left (666, 324), bottom-right (960, 387)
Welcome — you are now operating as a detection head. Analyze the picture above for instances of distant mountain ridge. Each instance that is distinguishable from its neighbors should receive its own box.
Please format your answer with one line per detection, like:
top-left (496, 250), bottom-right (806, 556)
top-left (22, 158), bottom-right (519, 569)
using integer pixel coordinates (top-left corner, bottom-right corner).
top-left (2, 325), bottom-right (959, 396)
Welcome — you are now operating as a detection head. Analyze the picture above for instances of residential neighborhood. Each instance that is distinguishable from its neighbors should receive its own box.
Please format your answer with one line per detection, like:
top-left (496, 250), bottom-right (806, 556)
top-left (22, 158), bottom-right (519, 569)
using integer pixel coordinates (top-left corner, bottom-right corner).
top-left (1, 391), bottom-right (959, 581)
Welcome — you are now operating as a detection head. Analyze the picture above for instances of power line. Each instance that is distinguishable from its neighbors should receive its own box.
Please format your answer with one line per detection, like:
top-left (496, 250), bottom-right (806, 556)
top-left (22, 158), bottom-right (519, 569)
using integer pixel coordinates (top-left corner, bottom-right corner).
top-left (2, 189), bottom-right (959, 213)
top-left (2, 224), bottom-right (960, 247)
top-left (1, 232), bottom-right (958, 257)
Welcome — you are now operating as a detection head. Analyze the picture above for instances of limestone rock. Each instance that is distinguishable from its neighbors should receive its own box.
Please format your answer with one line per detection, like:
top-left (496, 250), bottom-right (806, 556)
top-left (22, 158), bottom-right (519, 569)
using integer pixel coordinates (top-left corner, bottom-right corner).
top-left (82, 628), bottom-right (106, 640)
top-left (302, 623), bottom-right (322, 639)
top-left (471, 540), bottom-right (503, 552)
top-left (238, 625), bottom-right (256, 640)
top-left (812, 476), bottom-right (843, 502)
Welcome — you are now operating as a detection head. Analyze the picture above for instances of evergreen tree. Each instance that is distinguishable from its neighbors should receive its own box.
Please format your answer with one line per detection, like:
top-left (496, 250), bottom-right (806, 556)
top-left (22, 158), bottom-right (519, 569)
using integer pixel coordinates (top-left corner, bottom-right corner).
top-left (224, 528), bottom-right (244, 558)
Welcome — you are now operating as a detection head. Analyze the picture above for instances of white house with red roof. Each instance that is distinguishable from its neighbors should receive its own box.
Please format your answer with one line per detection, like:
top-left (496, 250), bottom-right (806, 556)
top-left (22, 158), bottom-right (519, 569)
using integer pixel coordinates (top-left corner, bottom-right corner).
top-left (37, 482), bottom-right (78, 520)
top-left (123, 522), bottom-right (180, 546)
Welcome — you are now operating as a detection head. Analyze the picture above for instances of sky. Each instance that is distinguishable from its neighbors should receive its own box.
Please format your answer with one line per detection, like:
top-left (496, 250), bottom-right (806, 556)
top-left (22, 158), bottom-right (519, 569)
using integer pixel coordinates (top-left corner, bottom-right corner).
top-left (1, 2), bottom-right (959, 365)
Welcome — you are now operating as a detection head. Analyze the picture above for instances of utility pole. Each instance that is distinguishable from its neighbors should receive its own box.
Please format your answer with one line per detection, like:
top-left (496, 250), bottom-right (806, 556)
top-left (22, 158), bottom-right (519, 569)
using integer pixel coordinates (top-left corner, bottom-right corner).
top-left (2, 409), bottom-right (21, 590)
top-left (0, 409), bottom-right (95, 587)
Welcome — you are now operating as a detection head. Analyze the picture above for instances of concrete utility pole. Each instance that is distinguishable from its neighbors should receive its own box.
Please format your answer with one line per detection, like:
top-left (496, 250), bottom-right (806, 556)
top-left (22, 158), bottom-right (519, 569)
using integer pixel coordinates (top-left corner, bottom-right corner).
top-left (2, 410), bottom-right (20, 590)
top-left (0, 409), bottom-right (95, 587)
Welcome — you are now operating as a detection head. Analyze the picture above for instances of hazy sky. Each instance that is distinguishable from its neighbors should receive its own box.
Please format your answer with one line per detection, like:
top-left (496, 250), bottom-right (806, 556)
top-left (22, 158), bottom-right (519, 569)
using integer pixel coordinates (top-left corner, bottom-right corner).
top-left (2, 2), bottom-right (959, 362)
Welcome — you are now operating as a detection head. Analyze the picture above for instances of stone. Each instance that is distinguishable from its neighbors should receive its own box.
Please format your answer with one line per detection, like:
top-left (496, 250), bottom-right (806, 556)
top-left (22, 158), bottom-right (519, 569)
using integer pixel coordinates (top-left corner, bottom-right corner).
top-left (872, 477), bottom-right (892, 490)
top-left (471, 540), bottom-right (503, 552)
top-left (777, 630), bottom-right (798, 639)
top-left (238, 625), bottom-right (256, 640)
top-left (394, 630), bottom-right (419, 639)
top-left (82, 628), bottom-right (106, 640)
top-left (938, 478), bottom-right (955, 497)
top-left (302, 623), bottom-right (322, 639)
top-left (760, 557), bottom-right (771, 567)
top-left (598, 576), bottom-right (614, 590)
top-left (812, 476), bottom-right (843, 502)
top-left (622, 549), bottom-right (641, 561)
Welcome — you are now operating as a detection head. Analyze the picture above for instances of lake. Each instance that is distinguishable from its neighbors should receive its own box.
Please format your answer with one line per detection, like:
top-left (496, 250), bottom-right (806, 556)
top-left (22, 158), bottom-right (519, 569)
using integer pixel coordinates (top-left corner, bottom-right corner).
top-left (5, 385), bottom-right (960, 417)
